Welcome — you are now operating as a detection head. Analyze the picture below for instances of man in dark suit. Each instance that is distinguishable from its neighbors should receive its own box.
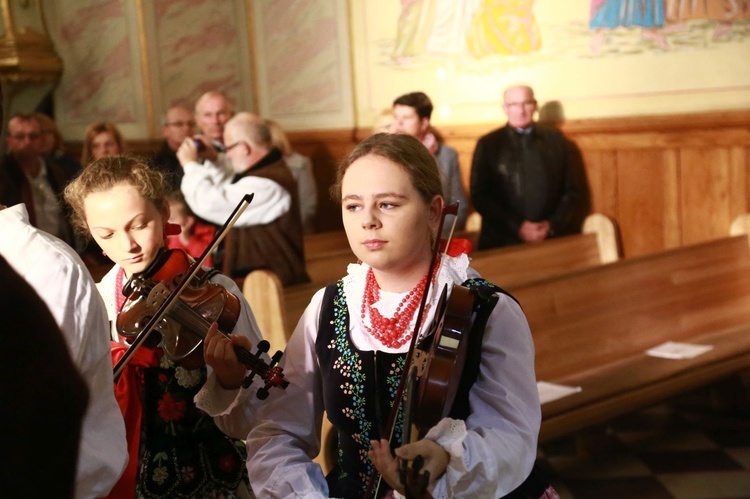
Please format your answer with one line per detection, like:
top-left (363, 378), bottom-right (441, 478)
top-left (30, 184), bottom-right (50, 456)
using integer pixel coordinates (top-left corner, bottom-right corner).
top-left (470, 85), bottom-right (587, 249)
top-left (0, 113), bottom-right (74, 245)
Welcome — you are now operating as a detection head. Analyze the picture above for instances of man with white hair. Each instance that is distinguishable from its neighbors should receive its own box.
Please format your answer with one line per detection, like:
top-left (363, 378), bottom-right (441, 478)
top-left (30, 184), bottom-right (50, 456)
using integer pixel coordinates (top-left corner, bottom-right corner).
top-left (470, 84), bottom-right (587, 249)
top-left (194, 90), bottom-right (234, 155)
top-left (177, 113), bottom-right (309, 286)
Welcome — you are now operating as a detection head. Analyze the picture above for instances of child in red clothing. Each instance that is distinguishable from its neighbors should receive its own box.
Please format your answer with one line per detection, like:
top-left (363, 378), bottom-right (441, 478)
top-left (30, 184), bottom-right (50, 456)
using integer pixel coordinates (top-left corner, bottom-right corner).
top-left (166, 190), bottom-right (216, 267)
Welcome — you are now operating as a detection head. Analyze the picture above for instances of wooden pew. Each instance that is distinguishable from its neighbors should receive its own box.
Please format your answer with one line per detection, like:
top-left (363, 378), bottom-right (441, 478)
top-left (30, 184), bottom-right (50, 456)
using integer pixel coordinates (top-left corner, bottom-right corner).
top-left (510, 234), bottom-right (750, 443)
top-left (285, 213), bottom-right (619, 338)
top-left (303, 230), bottom-right (350, 259)
top-left (471, 213), bottom-right (619, 289)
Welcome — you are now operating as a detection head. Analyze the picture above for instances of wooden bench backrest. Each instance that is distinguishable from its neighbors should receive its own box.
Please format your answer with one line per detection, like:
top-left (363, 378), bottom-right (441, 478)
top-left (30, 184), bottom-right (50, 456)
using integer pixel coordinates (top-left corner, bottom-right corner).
top-left (471, 233), bottom-right (603, 290)
top-left (242, 269), bottom-right (288, 352)
top-left (512, 235), bottom-right (750, 381)
top-left (306, 250), bottom-right (357, 283)
top-left (468, 213), bottom-right (619, 289)
top-left (303, 230), bottom-right (350, 259)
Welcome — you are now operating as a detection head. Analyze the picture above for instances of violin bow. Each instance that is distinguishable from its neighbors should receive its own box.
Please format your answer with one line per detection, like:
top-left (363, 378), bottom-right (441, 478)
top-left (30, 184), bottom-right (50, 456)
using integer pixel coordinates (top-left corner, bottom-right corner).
top-left (112, 193), bottom-right (255, 381)
top-left (365, 201), bottom-right (459, 498)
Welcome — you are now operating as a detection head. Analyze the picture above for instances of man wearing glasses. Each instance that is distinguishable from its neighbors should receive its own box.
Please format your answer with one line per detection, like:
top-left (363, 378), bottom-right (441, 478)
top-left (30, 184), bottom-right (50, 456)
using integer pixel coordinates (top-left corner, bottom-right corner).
top-left (470, 84), bottom-right (587, 249)
top-left (152, 105), bottom-right (196, 190)
top-left (177, 113), bottom-right (309, 286)
top-left (0, 113), bottom-right (74, 245)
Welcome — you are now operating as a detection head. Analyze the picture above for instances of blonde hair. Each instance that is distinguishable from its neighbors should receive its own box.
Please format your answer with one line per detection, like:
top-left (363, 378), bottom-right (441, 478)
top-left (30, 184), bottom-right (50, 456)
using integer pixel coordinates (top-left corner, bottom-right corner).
top-left (81, 121), bottom-right (125, 166)
top-left (64, 155), bottom-right (169, 237)
top-left (265, 119), bottom-right (292, 155)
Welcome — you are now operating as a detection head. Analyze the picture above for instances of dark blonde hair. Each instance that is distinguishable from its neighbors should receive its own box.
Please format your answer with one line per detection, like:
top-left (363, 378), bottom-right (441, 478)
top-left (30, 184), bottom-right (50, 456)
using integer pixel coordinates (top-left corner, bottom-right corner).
top-left (265, 119), bottom-right (293, 156)
top-left (331, 133), bottom-right (443, 204)
top-left (64, 155), bottom-right (169, 237)
top-left (81, 121), bottom-right (125, 166)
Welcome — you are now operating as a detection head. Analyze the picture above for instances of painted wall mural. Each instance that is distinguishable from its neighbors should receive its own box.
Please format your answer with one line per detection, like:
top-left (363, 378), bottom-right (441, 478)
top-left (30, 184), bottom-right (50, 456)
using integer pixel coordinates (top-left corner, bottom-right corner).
top-left (45, 0), bottom-right (143, 127)
top-left (251, 0), bottom-right (354, 130)
top-left (351, 0), bottom-right (750, 126)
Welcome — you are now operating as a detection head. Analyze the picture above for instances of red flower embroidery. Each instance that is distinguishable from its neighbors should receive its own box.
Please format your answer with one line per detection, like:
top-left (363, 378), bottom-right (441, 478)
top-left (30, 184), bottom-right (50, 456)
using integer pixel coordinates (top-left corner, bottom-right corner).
top-left (158, 373), bottom-right (168, 384)
top-left (218, 455), bottom-right (236, 473)
top-left (157, 393), bottom-right (186, 422)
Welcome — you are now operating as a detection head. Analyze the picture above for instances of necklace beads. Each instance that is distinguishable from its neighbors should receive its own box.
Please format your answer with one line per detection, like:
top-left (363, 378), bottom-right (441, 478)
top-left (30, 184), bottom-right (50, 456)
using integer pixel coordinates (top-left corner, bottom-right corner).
top-left (360, 267), bottom-right (433, 348)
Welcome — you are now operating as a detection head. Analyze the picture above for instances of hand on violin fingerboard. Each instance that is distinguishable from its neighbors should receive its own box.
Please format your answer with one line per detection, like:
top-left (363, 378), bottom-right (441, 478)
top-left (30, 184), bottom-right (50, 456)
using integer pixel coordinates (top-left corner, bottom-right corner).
top-left (368, 438), bottom-right (449, 495)
top-left (204, 322), bottom-right (253, 390)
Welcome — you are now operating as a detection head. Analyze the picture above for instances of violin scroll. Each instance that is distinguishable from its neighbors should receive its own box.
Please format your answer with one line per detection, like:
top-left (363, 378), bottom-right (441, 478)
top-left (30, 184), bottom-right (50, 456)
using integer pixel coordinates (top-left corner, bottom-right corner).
top-left (237, 339), bottom-right (290, 399)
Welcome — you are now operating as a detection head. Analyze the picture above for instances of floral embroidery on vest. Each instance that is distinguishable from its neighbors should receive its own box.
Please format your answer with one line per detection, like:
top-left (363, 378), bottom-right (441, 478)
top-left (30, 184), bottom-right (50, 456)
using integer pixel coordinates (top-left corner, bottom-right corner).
top-left (318, 281), bottom-right (406, 495)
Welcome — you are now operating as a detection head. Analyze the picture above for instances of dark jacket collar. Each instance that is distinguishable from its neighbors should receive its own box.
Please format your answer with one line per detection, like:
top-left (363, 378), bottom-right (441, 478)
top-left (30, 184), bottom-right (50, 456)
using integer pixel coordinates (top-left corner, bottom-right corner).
top-left (232, 148), bottom-right (283, 183)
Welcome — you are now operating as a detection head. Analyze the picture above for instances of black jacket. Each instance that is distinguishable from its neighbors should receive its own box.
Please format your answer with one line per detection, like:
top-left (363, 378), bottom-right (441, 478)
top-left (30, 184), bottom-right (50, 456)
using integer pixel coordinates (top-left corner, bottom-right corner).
top-left (470, 124), bottom-right (587, 249)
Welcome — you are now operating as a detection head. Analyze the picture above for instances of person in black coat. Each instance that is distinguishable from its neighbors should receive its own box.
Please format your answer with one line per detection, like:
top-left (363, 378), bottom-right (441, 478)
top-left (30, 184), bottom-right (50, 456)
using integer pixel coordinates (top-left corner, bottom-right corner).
top-left (470, 85), bottom-right (588, 249)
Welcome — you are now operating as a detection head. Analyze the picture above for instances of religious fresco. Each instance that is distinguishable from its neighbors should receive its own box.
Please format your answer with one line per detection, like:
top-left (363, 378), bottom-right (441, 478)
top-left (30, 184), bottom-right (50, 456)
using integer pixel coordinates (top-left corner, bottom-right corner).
top-left (391, 0), bottom-right (542, 61)
top-left (351, 0), bottom-right (750, 124)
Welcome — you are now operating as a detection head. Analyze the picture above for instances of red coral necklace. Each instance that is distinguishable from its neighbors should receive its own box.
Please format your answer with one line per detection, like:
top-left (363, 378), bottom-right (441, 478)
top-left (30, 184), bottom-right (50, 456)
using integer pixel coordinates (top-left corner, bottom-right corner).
top-left (360, 265), bottom-right (437, 348)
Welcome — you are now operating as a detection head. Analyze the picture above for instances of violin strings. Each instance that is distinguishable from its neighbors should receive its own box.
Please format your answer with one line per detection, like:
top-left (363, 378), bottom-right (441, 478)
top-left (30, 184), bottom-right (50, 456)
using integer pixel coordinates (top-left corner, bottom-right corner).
top-left (167, 299), bottom-right (264, 371)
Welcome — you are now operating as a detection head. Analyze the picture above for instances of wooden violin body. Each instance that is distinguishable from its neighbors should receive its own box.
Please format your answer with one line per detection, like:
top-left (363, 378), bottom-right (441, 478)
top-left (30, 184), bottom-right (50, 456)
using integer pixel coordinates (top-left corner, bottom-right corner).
top-left (117, 249), bottom-right (240, 369)
top-left (113, 246), bottom-right (289, 399)
top-left (407, 284), bottom-right (475, 437)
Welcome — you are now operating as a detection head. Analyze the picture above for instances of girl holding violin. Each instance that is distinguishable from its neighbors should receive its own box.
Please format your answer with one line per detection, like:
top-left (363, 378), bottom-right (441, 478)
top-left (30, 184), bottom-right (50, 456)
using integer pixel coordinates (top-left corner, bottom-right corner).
top-left (64, 156), bottom-right (263, 498)
top-left (246, 133), bottom-right (555, 498)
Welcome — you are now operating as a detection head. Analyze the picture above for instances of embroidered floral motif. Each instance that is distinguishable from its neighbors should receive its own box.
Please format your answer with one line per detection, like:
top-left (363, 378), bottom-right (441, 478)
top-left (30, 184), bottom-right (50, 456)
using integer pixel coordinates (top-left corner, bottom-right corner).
top-left (180, 465), bottom-right (195, 484)
top-left (175, 366), bottom-right (202, 388)
top-left (328, 282), bottom-right (406, 484)
top-left (159, 354), bottom-right (174, 369)
top-left (152, 466), bottom-right (168, 485)
top-left (157, 392), bottom-right (187, 422)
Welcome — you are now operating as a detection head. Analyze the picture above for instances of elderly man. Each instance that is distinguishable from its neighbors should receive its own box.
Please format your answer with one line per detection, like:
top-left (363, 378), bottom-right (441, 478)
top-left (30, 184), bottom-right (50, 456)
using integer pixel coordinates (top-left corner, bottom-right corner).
top-left (392, 91), bottom-right (468, 232)
top-left (177, 112), bottom-right (309, 286)
top-left (151, 105), bottom-right (195, 189)
top-left (0, 113), bottom-right (73, 245)
top-left (470, 84), bottom-right (587, 249)
top-left (194, 90), bottom-right (234, 157)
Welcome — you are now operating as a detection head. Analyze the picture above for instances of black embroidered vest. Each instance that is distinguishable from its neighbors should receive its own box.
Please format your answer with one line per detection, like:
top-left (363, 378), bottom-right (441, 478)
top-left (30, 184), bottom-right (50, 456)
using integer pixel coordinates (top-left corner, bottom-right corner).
top-left (315, 278), bottom-right (505, 498)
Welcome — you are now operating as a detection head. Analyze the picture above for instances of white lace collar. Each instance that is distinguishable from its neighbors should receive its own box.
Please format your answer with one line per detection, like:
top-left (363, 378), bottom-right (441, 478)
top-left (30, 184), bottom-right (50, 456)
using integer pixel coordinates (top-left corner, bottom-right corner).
top-left (341, 253), bottom-right (470, 353)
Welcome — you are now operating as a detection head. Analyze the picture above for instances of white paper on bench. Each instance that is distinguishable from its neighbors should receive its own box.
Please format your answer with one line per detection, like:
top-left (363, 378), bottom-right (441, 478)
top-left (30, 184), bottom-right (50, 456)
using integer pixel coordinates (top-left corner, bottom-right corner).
top-left (537, 381), bottom-right (583, 405)
top-left (645, 341), bottom-right (714, 360)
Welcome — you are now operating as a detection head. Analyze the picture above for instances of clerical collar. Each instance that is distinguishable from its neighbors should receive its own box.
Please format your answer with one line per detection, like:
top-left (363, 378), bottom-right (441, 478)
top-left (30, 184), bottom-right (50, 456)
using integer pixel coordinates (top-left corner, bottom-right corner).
top-left (514, 126), bottom-right (534, 135)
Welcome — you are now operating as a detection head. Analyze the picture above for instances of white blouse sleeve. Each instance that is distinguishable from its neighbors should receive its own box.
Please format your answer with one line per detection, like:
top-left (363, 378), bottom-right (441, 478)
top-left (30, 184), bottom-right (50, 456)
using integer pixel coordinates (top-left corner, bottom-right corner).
top-left (180, 159), bottom-right (291, 227)
top-left (427, 292), bottom-right (540, 498)
top-left (245, 288), bottom-right (332, 498)
top-left (194, 273), bottom-right (268, 440)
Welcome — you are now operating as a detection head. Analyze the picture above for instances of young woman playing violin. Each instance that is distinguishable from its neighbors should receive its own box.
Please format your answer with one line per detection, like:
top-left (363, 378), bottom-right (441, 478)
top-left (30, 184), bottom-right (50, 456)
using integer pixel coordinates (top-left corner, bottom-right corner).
top-left (64, 156), bottom-right (263, 498)
top-left (246, 133), bottom-right (556, 498)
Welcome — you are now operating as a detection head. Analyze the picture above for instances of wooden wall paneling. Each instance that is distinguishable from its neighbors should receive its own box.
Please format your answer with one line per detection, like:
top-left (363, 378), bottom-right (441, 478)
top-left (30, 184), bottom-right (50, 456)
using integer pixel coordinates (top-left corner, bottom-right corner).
top-left (679, 148), bottom-right (732, 246)
top-left (580, 149), bottom-right (619, 222)
top-left (662, 149), bottom-right (681, 251)
top-left (615, 149), bottom-right (672, 257)
top-left (729, 146), bottom-right (749, 221)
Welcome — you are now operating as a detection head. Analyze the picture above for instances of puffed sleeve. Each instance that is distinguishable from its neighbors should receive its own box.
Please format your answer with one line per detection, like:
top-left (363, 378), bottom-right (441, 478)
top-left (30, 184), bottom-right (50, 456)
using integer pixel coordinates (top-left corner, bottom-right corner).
top-left (426, 291), bottom-right (540, 498)
top-left (245, 288), bottom-right (332, 498)
top-left (194, 273), bottom-right (268, 439)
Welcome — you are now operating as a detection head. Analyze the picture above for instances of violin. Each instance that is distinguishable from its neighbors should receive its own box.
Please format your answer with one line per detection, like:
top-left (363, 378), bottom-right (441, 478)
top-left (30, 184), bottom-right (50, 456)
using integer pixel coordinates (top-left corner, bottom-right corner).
top-left (112, 194), bottom-right (289, 400)
top-left (365, 202), bottom-right (479, 499)
top-left (117, 248), bottom-right (288, 398)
